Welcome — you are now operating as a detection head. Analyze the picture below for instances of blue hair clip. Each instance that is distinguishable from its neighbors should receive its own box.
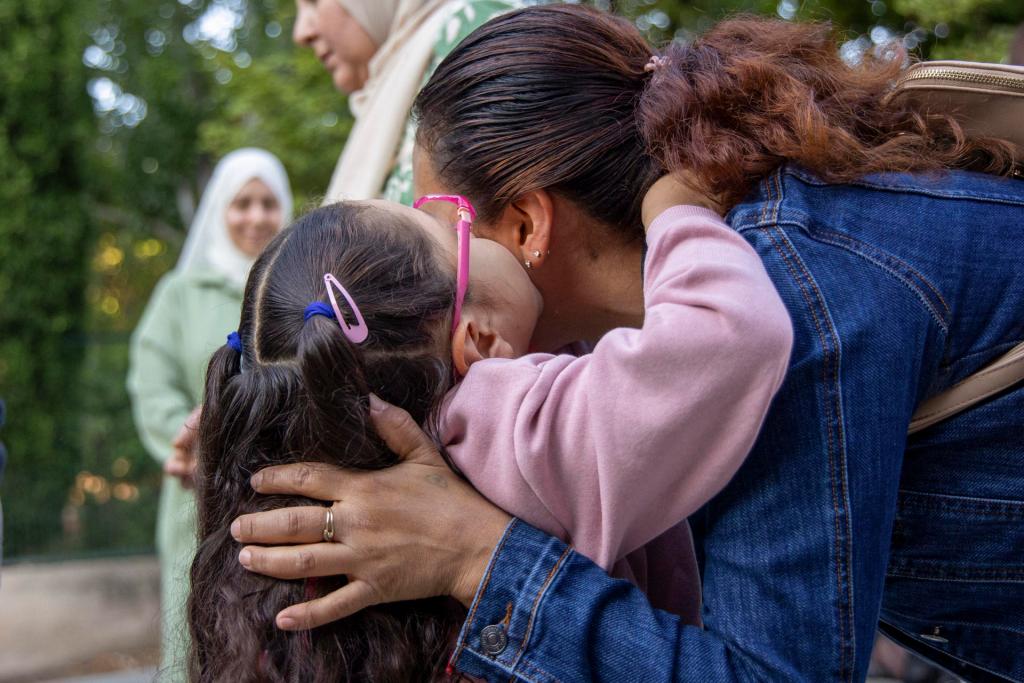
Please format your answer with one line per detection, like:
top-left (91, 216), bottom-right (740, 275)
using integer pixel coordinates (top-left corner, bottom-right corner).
top-left (226, 331), bottom-right (243, 353)
top-left (303, 301), bottom-right (336, 322)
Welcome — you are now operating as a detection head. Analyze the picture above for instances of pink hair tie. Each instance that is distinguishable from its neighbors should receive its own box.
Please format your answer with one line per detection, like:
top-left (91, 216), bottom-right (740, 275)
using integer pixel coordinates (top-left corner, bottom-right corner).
top-left (323, 273), bottom-right (369, 344)
top-left (644, 55), bottom-right (669, 73)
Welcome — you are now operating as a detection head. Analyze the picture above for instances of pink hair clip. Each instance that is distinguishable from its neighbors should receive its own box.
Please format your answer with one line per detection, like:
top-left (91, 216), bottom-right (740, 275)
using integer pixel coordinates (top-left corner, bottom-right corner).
top-left (644, 55), bottom-right (669, 73)
top-left (323, 273), bottom-right (369, 344)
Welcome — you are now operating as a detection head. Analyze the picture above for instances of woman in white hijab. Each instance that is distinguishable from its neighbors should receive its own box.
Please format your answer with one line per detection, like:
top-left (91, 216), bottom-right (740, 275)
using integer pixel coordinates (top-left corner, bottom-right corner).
top-left (293, 0), bottom-right (524, 205)
top-left (127, 148), bottom-right (292, 681)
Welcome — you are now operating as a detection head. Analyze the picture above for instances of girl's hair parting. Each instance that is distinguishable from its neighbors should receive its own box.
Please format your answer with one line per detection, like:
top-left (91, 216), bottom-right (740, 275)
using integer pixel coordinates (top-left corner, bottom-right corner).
top-left (415, 5), bottom-right (1019, 226)
top-left (188, 202), bottom-right (464, 683)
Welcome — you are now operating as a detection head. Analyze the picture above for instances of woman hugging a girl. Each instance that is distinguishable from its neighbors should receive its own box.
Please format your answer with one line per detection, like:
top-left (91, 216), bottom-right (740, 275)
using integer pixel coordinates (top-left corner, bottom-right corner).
top-left (187, 173), bottom-right (791, 679)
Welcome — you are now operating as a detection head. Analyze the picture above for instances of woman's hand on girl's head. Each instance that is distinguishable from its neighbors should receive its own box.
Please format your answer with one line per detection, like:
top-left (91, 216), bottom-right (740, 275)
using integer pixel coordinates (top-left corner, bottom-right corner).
top-left (230, 395), bottom-right (512, 631)
top-left (641, 173), bottom-right (723, 230)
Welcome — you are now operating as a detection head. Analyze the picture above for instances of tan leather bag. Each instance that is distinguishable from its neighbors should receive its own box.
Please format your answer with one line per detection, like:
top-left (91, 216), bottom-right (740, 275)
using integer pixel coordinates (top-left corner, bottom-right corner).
top-left (889, 60), bottom-right (1024, 159)
top-left (888, 61), bottom-right (1024, 433)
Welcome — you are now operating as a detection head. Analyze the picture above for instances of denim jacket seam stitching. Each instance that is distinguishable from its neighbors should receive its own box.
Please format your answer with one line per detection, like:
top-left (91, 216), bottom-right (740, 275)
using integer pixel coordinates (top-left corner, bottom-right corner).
top-left (459, 647), bottom-right (539, 683)
top-left (795, 230), bottom-right (857, 683)
top-left (807, 229), bottom-right (950, 330)
top-left (762, 224), bottom-right (855, 682)
top-left (812, 229), bottom-right (951, 317)
top-left (506, 544), bottom-right (574, 669)
top-left (451, 518), bottom-right (520, 669)
top-left (515, 655), bottom-right (563, 683)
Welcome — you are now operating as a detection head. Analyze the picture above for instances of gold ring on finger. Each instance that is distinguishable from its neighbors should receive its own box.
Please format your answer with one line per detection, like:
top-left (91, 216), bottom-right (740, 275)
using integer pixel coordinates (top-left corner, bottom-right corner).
top-left (322, 506), bottom-right (335, 543)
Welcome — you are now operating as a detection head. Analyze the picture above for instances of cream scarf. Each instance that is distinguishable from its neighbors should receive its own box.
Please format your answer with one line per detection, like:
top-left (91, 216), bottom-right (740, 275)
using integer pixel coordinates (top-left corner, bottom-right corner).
top-left (323, 0), bottom-right (456, 203)
top-left (177, 148), bottom-right (293, 289)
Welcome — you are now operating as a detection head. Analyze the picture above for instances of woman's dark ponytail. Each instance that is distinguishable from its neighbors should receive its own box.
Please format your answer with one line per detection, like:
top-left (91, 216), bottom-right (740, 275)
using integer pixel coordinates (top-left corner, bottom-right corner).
top-left (414, 4), bottom-right (661, 242)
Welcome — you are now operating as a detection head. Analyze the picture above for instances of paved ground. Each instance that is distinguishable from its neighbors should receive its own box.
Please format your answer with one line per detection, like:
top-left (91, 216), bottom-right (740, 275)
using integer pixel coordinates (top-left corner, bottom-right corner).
top-left (0, 557), bottom-right (160, 683)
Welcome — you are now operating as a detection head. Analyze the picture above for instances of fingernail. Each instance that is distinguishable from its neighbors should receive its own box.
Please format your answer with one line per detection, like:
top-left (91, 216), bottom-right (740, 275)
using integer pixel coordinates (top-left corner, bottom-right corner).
top-left (277, 615), bottom-right (297, 630)
top-left (230, 519), bottom-right (241, 540)
top-left (238, 548), bottom-right (251, 568)
top-left (250, 471), bottom-right (263, 489)
top-left (368, 393), bottom-right (386, 414)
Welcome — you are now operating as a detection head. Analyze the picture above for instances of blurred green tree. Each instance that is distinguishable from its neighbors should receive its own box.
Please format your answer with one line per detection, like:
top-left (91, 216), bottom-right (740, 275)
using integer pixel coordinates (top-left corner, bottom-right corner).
top-left (614, 0), bottom-right (1022, 62)
top-left (1, 0), bottom-right (349, 559)
top-left (0, 0), bottom-right (100, 557)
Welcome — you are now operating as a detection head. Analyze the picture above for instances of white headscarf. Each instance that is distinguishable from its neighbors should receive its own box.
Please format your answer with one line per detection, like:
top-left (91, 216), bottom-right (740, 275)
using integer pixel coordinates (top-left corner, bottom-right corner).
top-left (324, 0), bottom-right (457, 202)
top-left (176, 148), bottom-right (293, 288)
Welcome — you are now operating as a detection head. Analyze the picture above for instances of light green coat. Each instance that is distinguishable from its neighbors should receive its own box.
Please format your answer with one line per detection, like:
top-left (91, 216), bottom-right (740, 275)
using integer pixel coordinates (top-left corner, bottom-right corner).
top-left (127, 269), bottom-right (243, 681)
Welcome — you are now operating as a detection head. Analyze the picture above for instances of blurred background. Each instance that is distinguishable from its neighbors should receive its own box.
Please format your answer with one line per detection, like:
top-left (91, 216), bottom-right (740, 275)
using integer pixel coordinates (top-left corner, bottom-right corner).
top-left (0, 0), bottom-right (1021, 680)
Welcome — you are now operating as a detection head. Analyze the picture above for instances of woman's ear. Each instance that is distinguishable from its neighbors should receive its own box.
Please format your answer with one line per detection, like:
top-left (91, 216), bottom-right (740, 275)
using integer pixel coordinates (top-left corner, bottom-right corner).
top-left (485, 189), bottom-right (555, 269)
top-left (511, 190), bottom-right (553, 269)
top-left (451, 315), bottom-right (516, 377)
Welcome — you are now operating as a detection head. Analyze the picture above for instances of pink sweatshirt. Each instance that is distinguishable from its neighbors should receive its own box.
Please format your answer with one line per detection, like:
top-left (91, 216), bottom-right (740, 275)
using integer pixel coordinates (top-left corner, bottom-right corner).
top-left (440, 206), bottom-right (793, 621)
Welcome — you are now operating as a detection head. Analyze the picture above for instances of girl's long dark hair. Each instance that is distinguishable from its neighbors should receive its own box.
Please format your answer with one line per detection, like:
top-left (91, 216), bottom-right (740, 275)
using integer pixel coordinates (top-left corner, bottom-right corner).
top-left (415, 5), bottom-right (1018, 224)
top-left (188, 203), bottom-right (463, 682)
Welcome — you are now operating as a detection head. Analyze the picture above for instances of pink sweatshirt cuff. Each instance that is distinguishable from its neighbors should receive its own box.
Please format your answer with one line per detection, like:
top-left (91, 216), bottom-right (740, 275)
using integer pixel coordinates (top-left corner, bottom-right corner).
top-left (647, 205), bottom-right (724, 242)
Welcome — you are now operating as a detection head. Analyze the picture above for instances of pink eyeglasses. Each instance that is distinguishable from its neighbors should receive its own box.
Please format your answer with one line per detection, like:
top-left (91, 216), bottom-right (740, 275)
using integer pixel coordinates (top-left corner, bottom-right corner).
top-left (412, 194), bottom-right (476, 333)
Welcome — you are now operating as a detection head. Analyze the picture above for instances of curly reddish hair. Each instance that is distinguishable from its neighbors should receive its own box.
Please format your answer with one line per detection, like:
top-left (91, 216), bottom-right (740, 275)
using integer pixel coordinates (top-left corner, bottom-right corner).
top-left (640, 17), bottom-right (1020, 207)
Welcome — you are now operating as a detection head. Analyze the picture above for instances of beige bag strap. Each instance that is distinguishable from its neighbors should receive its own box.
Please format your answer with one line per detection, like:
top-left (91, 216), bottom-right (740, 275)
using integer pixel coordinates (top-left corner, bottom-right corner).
top-left (908, 342), bottom-right (1024, 434)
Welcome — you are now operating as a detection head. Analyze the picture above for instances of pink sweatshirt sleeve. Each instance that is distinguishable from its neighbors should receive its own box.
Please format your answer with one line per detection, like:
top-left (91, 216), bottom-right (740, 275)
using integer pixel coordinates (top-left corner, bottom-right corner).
top-left (441, 206), bottom-right (793, 571)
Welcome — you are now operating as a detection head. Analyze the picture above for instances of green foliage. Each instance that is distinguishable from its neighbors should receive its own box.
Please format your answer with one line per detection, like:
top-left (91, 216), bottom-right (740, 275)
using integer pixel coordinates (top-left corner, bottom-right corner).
top-left (0, 0), bottom-right (99, 558)
top-left (1, 0), bottom-right (348, 560)
top-left (198, 49), bottom-right (352, 210)
top-left (615, 0), bottom-right (1022, 61)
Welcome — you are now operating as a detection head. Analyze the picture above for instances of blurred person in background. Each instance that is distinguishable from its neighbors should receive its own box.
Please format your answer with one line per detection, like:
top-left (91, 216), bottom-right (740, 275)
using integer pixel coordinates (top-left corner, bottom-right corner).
top-left (127, 148), bottom-right (292, 681)
top-left (292, 0), bottom-right (524, 205)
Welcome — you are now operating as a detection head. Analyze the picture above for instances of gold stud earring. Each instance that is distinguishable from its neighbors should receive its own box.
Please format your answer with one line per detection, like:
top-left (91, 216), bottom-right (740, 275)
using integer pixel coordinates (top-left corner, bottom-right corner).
top-left (524, 260), bottom-right (533, 270)
top-left (531, 250), bottom-right (542, 259)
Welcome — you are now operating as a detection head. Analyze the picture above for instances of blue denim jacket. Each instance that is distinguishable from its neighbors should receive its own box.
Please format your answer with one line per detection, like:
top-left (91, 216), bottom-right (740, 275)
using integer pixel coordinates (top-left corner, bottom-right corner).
top-left (450, 167), bottom-right (1024, 682)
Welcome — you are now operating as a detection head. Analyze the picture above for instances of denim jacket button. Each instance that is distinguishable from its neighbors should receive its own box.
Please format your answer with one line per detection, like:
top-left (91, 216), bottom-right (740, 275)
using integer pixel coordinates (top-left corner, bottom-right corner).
top-left (480, 624), bottom-right (508, 656)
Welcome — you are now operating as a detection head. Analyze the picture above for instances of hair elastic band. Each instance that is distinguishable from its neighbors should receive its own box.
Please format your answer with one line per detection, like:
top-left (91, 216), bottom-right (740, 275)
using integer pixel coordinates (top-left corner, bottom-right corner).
top-left (226, 331), bottom-right (243, 353)
top-left (303, 301), bottom-right (335, 321)
top-left (323, 273), bottom-right (369, 344)
top-left (644, 55), bottom-right (669, 73)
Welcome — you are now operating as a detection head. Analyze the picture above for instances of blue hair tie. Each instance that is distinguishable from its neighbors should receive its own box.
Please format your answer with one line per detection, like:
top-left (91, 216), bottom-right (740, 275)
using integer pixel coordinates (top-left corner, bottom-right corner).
top-left (303, 301), bottom-right (336, 322)
top-left (226, 331), bottom-right (243, 353)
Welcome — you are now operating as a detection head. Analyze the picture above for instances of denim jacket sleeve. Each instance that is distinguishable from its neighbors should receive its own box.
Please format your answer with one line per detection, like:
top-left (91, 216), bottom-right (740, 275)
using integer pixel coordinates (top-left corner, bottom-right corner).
top-left (449, 520), bottom-right (768, 683)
